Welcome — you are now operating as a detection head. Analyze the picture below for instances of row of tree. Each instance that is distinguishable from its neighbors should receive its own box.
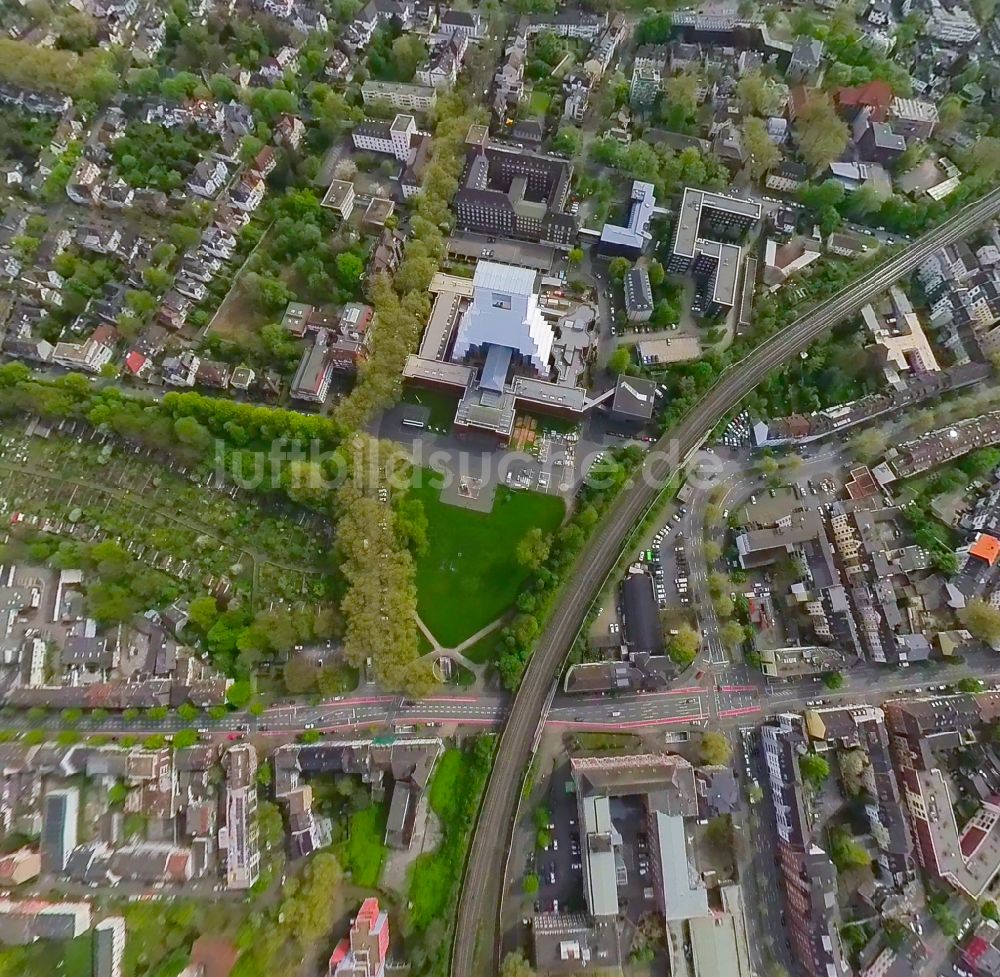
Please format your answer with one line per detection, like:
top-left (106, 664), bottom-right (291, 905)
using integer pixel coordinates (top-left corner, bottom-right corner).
top-left (334, 92), bottom-right (485, 431)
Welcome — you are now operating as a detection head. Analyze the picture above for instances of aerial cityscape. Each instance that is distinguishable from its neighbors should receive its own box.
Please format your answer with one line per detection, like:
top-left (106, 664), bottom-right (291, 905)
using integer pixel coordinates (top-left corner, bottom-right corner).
top-left (2, 0), bottom-right (1000, 975)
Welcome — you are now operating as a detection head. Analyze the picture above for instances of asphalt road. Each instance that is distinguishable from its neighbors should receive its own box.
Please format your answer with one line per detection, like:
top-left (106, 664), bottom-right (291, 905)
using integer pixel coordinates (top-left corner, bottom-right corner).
top-left (450, 186), bottom-right (1000, 977)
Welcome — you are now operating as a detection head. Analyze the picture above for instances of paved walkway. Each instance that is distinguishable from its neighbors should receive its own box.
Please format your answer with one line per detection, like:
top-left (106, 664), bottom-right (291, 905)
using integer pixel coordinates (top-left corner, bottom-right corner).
top-left (414, 613), bottom-right (506, 681)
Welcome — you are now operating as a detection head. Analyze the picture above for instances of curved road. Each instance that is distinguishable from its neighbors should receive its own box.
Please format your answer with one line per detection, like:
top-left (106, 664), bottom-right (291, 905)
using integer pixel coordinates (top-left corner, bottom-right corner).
top-left (451, 186), bottom-right (1000, 977)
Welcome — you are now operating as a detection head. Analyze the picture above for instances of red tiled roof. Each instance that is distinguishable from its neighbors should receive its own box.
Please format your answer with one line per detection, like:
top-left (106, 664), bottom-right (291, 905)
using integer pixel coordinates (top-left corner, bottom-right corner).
top-left (971, 533), bottom-right (1000, 566)
top-left (835, 80), bottom-right (893, 115)
top-left (125, 351), bottom-right (147, 374)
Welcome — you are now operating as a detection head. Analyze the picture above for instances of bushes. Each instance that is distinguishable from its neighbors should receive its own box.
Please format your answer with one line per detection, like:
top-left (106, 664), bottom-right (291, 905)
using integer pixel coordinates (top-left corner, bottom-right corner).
top-left (405, 737), bottom-right (494, 976)
top-left (498, 446), bottom-right (643, 688)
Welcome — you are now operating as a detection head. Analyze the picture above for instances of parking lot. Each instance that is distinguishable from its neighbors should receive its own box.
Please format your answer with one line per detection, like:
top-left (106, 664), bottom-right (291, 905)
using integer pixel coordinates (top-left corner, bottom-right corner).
top-left (536, 768), bottom-right (658, 924)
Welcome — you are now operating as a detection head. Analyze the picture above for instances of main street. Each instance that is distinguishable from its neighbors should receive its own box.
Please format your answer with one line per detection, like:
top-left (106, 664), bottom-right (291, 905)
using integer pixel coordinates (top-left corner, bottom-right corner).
top-left (450, 186), bottom-right (1000, 977)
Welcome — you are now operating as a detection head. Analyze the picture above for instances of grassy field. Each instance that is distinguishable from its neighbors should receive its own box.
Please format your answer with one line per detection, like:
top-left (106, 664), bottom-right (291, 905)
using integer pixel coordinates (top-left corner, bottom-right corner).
top-left (461, 629), bottom-right (504, 664)
top-left (207, 283), bottom-right (268, 348)
top-left (528, 89), bottom-right (551, 116)
top-left (338, 801), bottom-right (389, 887)
top-left (411, 469), bottom-right (565, 646)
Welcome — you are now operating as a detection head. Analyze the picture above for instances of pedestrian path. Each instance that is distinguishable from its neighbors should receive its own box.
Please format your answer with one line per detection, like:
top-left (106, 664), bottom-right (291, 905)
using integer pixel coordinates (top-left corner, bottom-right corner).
top-left (413, 613), bottom-right (507, 683)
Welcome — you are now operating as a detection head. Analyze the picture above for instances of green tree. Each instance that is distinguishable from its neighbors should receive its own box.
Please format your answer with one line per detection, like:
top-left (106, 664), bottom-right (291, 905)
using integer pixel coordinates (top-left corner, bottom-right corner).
top-left (567, 247), bottom-right (583, 265)
top-left (173, 729), bottom-right (198, 749)
top-left (744, 116), bottom-right (780, 180)
top-left (736, 70), bottom-right (781, 116)
top-left (794, 92), bottom-right (849, 172)
top-left (335, 251), bottom-right (365, 288)
top-left (516, 528), bottom-right (551, 571)
top-left (720, 620), bottom-right (745, 648)
top-left (667, 623), bottom-right (700, 666)
top-left (960, 598), bottom-right (1000, 646)
top-left (700, 731), bottom-right (732, 765)
top-left (822, 671), bottom-right (844, 690)
top-left (799, 753), bottom-right (831, 787)
top-left (608, 345), bottom-right (633, 375)
top-left (829, 825), bottom-right (870, 871)
top-left (552, 126), bottom-right (582, 157)
top-left (226, 680), bottom-right (253, 709)
top-left (523, 873), bottom-right (539, 894)
top-left (608, 256), bottom-right (631, 282)
top-left (500, 951), bottom-right (537, 977)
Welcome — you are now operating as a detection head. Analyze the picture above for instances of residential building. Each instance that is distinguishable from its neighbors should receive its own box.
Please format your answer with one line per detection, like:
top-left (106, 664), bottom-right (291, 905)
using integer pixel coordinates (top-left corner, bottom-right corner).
top-left (52, 333), bottom-right (115, 375)
top-left (290, 339), bottom-right (334, 403)
top-left (524, 10), bottom-right (607, 39)
top-left (329, 898), bottom-right (389, 977)
top-left (766, 160), bottom-right (809, 194)
top-left (361, 81), bottom-right (437, 112)
top-left (274, 114), bottom-right (306, 150)
top-left (623, 267), bottom-right (653, 323)
top-left (787, 36), bottom-right (824, 81)
top-left (889, 97), bottom-right (938, 140)
top-left (230, 175), bottom-right (266, 212)
top-left (761, 715), bottom-right (850, 977)
top-left (187, 158), bottom-right (230, 198)
top-left (41, 788), bottom-right (79, 873)
top-left (923, 0), bottom-right (979, 43)
top-left (0, 900), bottom-right (91, 944)
top-left (571, 753), bottom-right (706, 922)
top-left (859, 285), bottom-right (940, 389)
top-left (759, 645), bottom-right (845, 679)
top-left (222, 744), bottom-right (259, 890)
top-left (854, 110), bottom-right (906, 165)
top-left (629, 63), bottom-right (661, 107)
top-left (804, 705), bottom-right (914, 885)
top-left (329, 303), bottom-right (375, 371)
top-left (66, 159), bottom-right (103, 205)
top-left (887, 695), bottom-right (1000, 898)
top-left (667, 188), bottom-right (760, 317)
top-left (610, 375), bottom-right (656, 423)
top-left (416, 34), bottom-right (467, 89)
top-left (322, 180), bottom-right (356, 219)
top-left (94, 917), bottom-right (126, 977)
top-left (352, 115), bottom-right (417, 161)
top-left (834, 80), bottom-right (894, 122)
top-left (0, 849), bottom-right (40, 885)
top-left (439, 9), bottom-right (483, 39)
top-left (273, 736), bottom-right (443, 859)
top-left (763, 235), bottom-right (822, 287)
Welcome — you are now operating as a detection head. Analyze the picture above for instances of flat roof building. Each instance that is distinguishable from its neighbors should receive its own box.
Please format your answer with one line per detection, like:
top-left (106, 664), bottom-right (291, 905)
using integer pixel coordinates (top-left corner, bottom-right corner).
top-left (452, 261), bottom-right (552, 375)
top-left (668, 188), bottom-right (760, 317)
top-left (598, 181), bottom-right (657, 258)
top-left (610, 375), bottom-right (656, 422)
top-left (454, 129), bottom-right (577, 248)
top-left (94, 917), bottom-right (126, 977)
top-left (41, 788), bottom-right (79, 874)
top-left (623, 266), bottom-right (654, 322)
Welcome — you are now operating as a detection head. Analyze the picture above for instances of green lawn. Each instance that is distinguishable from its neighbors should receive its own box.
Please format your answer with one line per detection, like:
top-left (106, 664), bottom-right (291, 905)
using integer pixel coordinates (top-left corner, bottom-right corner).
top-left (338, 801), bottom-right (389, 887)
top-left (528, 90), bottom-right (551, 116)
top-left (411, 469), bottom-right (565, 646)
top-left (461, 630), bottom-right (504, 664)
